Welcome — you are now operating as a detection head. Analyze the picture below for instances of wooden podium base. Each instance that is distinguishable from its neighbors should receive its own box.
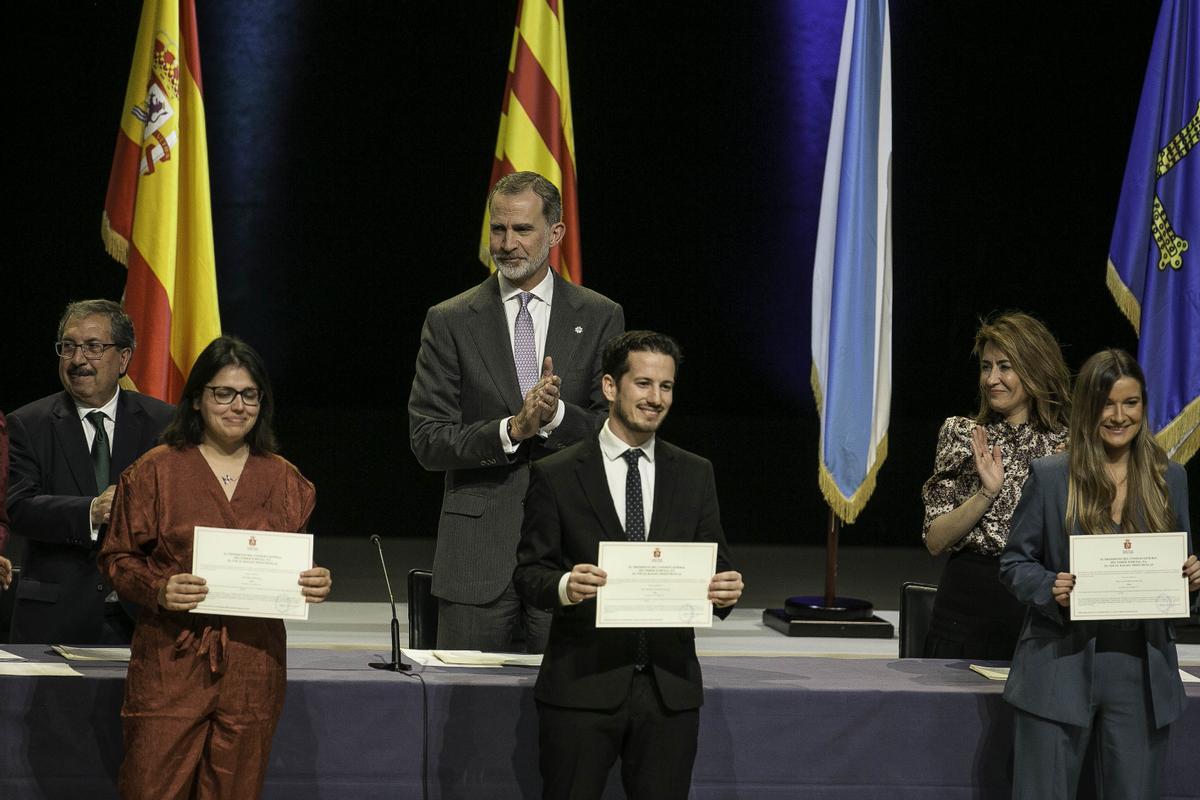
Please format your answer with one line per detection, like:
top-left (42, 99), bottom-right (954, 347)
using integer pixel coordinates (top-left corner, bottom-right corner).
top-left (762, 608), bottom-right (895, 638)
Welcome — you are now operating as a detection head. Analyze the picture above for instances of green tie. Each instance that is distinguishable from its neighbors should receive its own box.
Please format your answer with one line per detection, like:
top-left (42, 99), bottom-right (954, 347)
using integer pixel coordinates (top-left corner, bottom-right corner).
top-left (87, 411), bottom-right (111, 491)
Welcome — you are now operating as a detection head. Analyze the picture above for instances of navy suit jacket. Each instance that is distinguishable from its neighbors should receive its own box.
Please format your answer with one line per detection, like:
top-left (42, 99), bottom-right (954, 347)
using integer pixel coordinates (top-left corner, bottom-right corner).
top-left (514, 435), bottom-right (734, 712)
top-left (999, 452), bottom-right (1192, 729)
top-left (6, 389), bottom-right (174, 643)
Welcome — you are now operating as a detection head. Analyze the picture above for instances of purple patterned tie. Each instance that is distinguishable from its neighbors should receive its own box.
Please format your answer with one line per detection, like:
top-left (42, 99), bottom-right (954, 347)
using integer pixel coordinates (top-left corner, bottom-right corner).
top-left (623, 449), bottom-right (649, 668)
top-left (514, 291), bottom-right (538, 397)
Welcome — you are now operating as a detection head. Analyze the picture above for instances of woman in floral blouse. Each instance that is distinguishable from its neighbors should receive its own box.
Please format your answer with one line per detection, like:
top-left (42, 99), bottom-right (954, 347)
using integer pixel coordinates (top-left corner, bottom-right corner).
top-left (920, 312), bottom-right (1070, 659)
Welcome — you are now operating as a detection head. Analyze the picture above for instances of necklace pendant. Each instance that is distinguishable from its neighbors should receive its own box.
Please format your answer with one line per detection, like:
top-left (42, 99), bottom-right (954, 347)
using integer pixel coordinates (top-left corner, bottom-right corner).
top-left (220, 473), bottom-right (236, 486)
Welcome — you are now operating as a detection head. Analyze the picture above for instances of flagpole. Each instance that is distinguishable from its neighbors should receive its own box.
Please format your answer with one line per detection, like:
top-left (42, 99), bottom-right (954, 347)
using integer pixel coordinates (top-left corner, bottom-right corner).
top-left (824, 508), bottom-right (839, 607)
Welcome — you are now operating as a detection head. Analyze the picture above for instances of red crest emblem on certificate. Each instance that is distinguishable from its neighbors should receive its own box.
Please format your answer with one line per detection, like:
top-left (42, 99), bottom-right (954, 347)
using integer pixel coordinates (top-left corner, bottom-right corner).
top-left (652, 547), bottom-right (662, 559)
top-left (1123, 538), bottom-right (1132, 551)
top-left (249, 536), bottom-right (257, 547)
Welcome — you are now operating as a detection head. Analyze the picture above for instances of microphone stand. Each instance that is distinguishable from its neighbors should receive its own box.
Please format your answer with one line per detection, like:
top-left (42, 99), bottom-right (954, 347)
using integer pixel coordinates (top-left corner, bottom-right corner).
top-left (368, 534), bottom-right (410, 671)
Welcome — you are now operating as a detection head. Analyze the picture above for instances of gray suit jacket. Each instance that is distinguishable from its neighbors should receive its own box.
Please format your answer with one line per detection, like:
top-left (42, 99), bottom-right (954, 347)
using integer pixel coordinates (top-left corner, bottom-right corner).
top-left (409, 271), bottom-right (623, 604)
top-left (999, 452), bottom-right (1192, 729)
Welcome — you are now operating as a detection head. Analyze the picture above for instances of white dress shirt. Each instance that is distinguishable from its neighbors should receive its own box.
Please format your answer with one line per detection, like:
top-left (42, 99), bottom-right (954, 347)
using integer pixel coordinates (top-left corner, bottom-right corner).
top-left (75, 388), bottom-right (121, 541)
top-left (497, 269), bottom-right (567, 451)
top-left (558, 420), bottom-right (657, 605)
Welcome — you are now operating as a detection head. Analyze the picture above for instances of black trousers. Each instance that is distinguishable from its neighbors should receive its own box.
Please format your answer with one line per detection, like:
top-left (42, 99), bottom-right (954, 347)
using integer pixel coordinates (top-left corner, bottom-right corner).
top-left (536, 670), bottom-right (700, 800)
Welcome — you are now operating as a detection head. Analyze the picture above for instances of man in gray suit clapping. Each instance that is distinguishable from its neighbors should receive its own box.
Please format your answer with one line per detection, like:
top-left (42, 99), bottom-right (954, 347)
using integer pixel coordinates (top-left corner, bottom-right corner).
top-left (409, 171), bottom-right (624, 653)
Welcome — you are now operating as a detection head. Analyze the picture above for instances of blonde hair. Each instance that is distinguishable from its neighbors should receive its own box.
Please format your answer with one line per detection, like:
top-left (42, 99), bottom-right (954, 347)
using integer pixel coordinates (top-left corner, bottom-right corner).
top-left (1065, 349), bottom-right (1173, 534)
top-left (972, 311), bottom-right (1070, 433)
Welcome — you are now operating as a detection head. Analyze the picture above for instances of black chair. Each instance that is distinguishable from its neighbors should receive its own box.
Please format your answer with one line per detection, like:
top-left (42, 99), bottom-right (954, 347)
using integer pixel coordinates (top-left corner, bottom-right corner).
top-left (406, 568), bottom-right (437, 649)
top-left (898, 581), bottom-right (937, 658)
top-left (0, 566), bottom-right (21, 644)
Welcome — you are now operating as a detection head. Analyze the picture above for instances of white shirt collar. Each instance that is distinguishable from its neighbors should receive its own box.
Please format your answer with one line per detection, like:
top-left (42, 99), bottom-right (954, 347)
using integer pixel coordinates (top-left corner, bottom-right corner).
top-left (74, 386), bottom-right (121, 422)
top-left (498, 267), bottom-right (556, 306)
top-left (599, 418), bottom-right (656, 463)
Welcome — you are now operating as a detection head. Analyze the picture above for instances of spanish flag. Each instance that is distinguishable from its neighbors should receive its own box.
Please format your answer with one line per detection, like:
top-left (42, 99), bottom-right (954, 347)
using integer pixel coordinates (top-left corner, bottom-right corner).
top-left (101, 0), bottom-right (220, 403)
top-left (479, 0), bottom-right (582, 284)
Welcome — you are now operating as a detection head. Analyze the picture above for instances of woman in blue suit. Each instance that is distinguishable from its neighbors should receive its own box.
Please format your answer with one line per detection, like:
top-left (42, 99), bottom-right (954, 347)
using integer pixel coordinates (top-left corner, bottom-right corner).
top-left (1000, 349), bottom-right (1200, 799)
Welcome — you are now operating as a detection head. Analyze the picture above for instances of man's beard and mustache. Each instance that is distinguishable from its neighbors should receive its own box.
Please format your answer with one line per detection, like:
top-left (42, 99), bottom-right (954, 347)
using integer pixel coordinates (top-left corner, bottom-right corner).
top-left (67, 364), bottom-right (96, 379)
top-left (614, 402), bottom-right (666, 434)
top-left (494, 242), bottom-right (551, 284)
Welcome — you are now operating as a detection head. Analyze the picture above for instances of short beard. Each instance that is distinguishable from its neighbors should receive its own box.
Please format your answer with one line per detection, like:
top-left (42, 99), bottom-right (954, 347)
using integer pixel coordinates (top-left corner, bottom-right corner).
top-left (496, 259), bottom-right (540, 284)
top-left (493, 242), bottom-right (551, 285)
top-left (613, 404), bottom-right (664, 435)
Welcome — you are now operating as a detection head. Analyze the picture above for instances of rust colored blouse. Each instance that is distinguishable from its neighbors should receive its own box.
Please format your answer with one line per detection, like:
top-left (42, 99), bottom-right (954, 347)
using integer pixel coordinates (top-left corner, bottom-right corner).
top-left (921, 416), bottom-right (1067, 556)
top-left (99, 444), bottom-right (316, 616)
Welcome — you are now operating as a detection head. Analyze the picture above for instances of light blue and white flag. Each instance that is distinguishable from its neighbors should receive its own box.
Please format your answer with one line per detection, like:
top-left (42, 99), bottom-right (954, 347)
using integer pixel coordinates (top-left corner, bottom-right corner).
top-left (811, 0), bottom-right (891, 524)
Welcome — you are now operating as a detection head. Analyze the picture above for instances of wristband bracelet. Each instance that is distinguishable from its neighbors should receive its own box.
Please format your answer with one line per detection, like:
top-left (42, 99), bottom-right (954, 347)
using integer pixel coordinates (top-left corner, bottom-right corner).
top-left (978, 488), bottom-right (996, 503)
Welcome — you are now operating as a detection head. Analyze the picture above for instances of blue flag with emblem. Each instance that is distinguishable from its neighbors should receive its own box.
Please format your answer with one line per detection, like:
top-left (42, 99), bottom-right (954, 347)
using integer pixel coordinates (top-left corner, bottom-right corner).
top-left (811, 0), bottom-right (892, 524)
top-left (1107, 0), bottom-right (1200, 463)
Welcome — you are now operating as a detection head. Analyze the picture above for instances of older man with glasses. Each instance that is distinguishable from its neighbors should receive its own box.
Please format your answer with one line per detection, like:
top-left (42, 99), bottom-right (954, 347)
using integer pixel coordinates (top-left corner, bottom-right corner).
top-left (5, 299), bottom-right (174, 644)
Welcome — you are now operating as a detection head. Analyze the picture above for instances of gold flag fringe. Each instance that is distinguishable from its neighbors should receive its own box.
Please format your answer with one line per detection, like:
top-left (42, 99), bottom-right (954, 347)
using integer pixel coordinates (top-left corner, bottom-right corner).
top-left (818, 434), bottom-right (889, 525)
top-left (1105, 258), bottom-right (1141, 334)
top-left (811, 362), bottom-right (888, 524)
top-left (1156, 394), bottom-right (1200, 464)
top-left (101, 211), bottom-right (130, 267)
top-left (1105, 259), bottom-right (1198, 464)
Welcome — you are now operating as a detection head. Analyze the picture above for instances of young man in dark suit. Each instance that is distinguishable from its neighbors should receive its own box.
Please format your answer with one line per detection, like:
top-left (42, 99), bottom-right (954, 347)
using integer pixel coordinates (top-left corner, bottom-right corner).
top-left (6, 300), bottom-right (174, 644)
top-left (514, 331), bottom-right (743, 799)
top-left (409, 172), bottom-right (624, 653)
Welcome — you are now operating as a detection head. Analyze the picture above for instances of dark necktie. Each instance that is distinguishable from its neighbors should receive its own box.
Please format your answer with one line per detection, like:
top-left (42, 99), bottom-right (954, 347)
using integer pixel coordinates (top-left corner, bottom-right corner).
top-left (622, 449), bottom-right (649, 668)
top-left (514, 291), bottom-right (538, 397)
top-left (87, 411), bottom-right (111, 490)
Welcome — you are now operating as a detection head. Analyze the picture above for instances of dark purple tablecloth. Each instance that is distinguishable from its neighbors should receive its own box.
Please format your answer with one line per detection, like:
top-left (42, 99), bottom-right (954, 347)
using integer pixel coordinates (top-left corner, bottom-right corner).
top-left (1, 646), bottom-right (1197, 798)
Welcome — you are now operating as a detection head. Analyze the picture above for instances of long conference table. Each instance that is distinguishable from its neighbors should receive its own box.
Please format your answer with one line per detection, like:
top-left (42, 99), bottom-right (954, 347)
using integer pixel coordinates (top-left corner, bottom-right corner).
top-left (1, 646), bottom-right (1198, 799)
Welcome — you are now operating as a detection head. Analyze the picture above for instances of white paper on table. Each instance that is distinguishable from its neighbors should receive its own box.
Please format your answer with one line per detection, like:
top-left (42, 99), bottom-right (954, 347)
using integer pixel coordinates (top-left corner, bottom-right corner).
top-left (595, 541), bottom-right (716, 628)
top-left (432, 650), bottom-right (542, 667)
top-left (0, 662), bottom-right (82, 677)
top-left (398, 649), bottom-right (542, 668)
top-left (1069, 532), bottom-right (1190, 621)
top-left (0, 649), bottom-right (21, 660)
top-left (969, 664), bottom-right (1010, 681)
top-left (191, 526), bottom-right (312, 621)
top-left (51, 646), bottom-right (131, 662)
top-left (1180, 669), bottom-right (1200, 684)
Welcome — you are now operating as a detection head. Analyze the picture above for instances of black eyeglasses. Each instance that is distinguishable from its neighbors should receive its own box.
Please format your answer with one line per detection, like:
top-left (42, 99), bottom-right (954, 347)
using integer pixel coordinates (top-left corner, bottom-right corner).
top-left (55, 340), bottom-right (120, 360)
top-left (205, 386), bottom-right (263, 406)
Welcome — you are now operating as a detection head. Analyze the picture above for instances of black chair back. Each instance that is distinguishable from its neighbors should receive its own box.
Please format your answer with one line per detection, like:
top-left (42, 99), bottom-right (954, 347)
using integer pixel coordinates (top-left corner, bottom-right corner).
top-left (406, 568), bottom-right (437, 649)
top-left (898, 581), bottom-right (937, 658)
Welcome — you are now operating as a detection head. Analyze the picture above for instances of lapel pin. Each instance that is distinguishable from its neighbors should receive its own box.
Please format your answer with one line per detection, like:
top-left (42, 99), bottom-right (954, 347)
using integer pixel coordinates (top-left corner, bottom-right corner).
top-left (574, 326), bottom-right (583, 334)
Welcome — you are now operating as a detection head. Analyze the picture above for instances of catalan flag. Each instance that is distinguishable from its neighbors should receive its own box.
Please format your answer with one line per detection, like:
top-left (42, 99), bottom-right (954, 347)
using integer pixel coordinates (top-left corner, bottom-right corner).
top-left (101, 0), bottom-right (221, 403)
top-left (479, 0), bottom-right (582, 284)
top-left (811, 0), bottom-right (892, 524)
top-left (1107, 0), bottom-right (1199, 463)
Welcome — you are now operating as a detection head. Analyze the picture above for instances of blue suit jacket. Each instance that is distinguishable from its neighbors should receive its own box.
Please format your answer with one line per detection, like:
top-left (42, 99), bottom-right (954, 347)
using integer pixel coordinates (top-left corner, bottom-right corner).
top-left (999, 452), bottom-right (1192, 729)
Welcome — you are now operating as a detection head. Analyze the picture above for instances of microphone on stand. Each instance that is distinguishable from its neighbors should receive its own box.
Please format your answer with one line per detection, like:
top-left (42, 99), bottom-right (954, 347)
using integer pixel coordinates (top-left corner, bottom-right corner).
top-left (368, 534), bottom-right (410, 672)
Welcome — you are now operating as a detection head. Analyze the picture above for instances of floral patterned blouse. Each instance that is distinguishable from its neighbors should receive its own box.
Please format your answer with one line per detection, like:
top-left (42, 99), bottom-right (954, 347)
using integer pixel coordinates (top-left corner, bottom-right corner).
top-left (921, 416), bottom-right (1067, 555)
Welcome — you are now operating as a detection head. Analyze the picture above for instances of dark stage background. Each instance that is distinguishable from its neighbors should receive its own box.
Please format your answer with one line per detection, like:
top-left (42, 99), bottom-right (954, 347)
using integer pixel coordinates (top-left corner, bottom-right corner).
top-left (3, 2), bottom-right (1195, 555)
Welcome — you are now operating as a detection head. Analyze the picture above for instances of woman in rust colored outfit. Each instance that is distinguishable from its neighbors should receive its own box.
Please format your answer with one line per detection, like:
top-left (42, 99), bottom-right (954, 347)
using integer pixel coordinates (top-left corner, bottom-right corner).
top-left (100, 336), bottom-right (331, 800)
